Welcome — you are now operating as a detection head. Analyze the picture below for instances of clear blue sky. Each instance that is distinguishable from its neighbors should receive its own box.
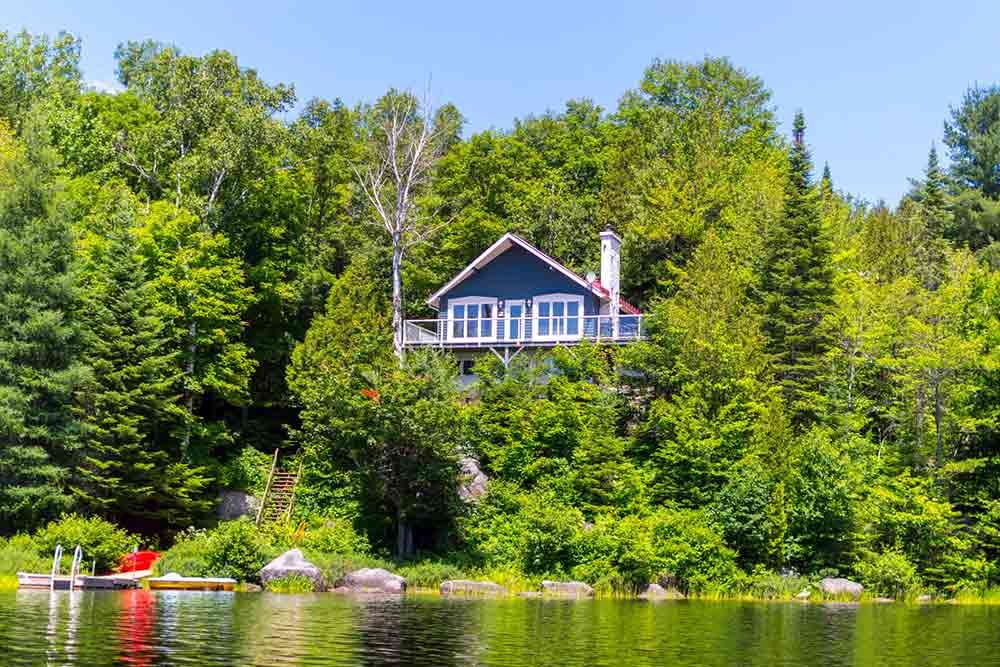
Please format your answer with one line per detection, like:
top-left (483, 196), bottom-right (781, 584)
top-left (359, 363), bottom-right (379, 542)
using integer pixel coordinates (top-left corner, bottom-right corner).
top-left (5, 0), bottom-right (998, 204)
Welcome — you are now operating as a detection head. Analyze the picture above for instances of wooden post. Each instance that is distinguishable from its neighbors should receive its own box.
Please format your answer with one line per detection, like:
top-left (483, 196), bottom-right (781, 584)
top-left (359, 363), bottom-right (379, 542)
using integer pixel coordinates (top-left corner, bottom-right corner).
top-left (256, 448), bottom-right (279, 527)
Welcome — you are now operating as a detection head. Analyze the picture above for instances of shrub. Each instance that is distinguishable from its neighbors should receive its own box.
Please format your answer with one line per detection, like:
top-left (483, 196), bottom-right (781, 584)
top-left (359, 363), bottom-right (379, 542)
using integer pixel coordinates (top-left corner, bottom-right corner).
top-left (154, 530), bottom-right (212, 578)
top-left (396, 561), bottom-right (467, 588)
top-left (216, 447), bottom-right (271, 495)
top-left (155, 520), bottom-right (277, 583)
top-left (204, 520), bottom-right (276, 582)
top-left (33, 515), bottom-right (140, 573)
top-left (739, 566), bottom-right (811, 599)
top-left (0, 535), bottom-right (48, 575)
top-left (573, 509), bottom-right (741, 595)
top-left (855, 549), bottom-right (921, 599)
top-left (299, 519), bottom-right (369, 555)
top-left (461, 483), bottom-right (584, 576)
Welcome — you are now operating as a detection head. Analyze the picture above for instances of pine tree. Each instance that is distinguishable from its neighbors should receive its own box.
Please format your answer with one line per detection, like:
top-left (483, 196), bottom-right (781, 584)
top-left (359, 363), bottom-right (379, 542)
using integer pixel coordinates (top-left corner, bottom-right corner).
top-left (914, 145), bottom-right (951, 290)
top-left (72, 194), bottom-right (212, 535)
top-left (761, 112), bottom-right (834, 427)
top-left (0, 120), bottom-right (89, 532)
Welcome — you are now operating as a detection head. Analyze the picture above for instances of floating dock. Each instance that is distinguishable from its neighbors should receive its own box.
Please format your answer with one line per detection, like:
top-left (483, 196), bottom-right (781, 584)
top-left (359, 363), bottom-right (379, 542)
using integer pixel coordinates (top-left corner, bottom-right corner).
top-left (16, 572), bottom-right (141, 590)
top-left (147, 573), bottom-right (236, 591)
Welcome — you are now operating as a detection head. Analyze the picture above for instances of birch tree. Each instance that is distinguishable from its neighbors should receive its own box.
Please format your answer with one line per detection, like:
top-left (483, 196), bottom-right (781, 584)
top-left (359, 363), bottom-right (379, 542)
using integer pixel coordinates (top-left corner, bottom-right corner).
top-left (354, 90), bottom-right (458, 358)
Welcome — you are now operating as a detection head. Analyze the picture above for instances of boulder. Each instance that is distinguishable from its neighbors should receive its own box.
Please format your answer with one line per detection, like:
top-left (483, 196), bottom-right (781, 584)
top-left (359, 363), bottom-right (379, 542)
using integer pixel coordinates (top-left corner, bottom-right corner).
top-left (541, 580), bottom-right (595, 598)
top-left (259, 549), bottom-right (324, 592)
top-left (819, 577), bottom-right (863, 600)
top-left (874, 597), bottom-right (895, 603)
top-left (333, 568), bottom-right (406, 594)
top-left (440, 580), bottom-right (508, 597)
top-left (656, 573), bottom-right (679, 590)
top-left (216, 491), bottom-right (259, 521)
top-left (638, 583), bottom-right (683, 600)
top-left (517, 591), bottom-right (544, 599)
top-left (243, 584), bottom-right (263, 592)
top-left (795, 588), bottom-right (811, 600)
top-left (916, 594), bottom-right (933, 603)
top-left (458, 457), bottom-right (489, 503)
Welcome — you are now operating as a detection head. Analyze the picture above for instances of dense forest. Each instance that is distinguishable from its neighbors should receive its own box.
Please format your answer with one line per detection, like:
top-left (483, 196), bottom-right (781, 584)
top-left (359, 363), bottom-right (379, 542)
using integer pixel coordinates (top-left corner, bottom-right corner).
top-left (2, 29), bottom-right (1000, 597)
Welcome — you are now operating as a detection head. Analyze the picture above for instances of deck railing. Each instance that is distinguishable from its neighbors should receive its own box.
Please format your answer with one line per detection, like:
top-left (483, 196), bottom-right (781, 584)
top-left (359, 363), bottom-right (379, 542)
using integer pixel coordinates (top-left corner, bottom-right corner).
top-left (403, 314), bottom-right (644, 347)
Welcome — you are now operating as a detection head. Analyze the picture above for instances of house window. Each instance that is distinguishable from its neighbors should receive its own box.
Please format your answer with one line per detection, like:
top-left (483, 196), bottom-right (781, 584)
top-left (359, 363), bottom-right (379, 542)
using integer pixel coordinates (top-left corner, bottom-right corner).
top-left (449, 298), bottom-right (496, 340)
top-left (534, 294), bottom-right (583, 340)
top-left (460, 359), bottom-right (476, 376)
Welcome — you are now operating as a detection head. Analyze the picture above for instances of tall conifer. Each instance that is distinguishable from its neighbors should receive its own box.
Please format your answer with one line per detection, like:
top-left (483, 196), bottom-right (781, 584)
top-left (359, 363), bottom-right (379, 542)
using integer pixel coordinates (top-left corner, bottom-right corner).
top-left (761, 112), bottom-right (833, 427)
top-left (72, 195), bottom-right (211, 535)
top-left (0, 121), bottom-right (88, 530)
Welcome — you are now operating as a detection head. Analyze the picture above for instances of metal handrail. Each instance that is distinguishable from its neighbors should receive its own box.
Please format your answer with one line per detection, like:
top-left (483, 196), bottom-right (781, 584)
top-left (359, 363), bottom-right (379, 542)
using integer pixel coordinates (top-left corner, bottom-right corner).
top-left (50, 545), bottom-right (63, 592)
top-left (403, 314), bottom-right (645, 346)
top-left (69, 545), bottom-right (83, 590)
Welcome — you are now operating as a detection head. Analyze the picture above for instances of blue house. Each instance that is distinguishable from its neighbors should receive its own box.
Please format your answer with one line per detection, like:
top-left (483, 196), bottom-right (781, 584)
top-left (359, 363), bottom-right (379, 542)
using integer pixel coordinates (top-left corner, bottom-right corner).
top-left (403, 230), bottom-right (644, 374)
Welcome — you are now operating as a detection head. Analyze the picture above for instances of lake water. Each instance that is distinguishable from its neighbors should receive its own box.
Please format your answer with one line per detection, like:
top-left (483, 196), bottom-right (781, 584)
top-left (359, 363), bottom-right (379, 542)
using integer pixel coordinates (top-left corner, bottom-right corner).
top-left (0, 590), bottom-right (997, 666)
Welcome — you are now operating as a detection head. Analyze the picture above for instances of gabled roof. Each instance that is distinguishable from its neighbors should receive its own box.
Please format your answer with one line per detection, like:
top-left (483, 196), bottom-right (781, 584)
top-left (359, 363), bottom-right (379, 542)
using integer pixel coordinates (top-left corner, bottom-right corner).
top-left (427, 232), bottom-right (641, 315)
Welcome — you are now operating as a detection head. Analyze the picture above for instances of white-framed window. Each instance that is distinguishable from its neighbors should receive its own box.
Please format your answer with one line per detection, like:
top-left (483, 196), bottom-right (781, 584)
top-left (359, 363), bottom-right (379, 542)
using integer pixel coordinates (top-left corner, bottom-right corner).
top-left (448, 297), bottom-right (497, 341)
top-left (533, 293), bottom-right (584, 341)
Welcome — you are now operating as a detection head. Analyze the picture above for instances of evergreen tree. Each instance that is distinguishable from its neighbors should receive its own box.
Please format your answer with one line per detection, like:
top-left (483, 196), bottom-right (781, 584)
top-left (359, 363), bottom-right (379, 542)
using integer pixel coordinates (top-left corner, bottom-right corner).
top-left (761, 112), bottom-right (833, 427)
top-left (72, 190), bottom-right (211, 535)
top-left (0, 120), bottom-right (89, 532)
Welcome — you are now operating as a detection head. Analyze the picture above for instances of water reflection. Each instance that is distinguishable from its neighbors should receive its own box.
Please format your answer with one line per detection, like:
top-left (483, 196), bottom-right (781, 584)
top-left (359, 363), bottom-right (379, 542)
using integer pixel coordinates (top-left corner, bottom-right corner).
top-left (2, 593), bottom-right (1000, 666)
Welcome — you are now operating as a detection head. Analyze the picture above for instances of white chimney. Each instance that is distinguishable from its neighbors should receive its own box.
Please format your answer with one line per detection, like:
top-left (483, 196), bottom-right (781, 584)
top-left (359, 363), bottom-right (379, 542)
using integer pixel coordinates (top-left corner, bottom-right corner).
top-left (599, 229), bottom-right (621, 299)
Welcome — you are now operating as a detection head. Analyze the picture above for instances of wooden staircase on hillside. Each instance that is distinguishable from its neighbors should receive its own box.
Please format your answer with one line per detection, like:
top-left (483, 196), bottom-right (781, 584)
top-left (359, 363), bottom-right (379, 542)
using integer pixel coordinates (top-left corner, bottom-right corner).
top-left (255, 449), bottom-right (303, 527)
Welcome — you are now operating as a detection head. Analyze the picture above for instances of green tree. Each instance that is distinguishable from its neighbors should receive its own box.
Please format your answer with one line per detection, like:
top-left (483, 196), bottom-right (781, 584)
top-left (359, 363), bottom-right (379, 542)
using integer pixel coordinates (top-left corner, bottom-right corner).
top-left (761, 111), bottom-right (833, 427)
top-left (0, 30), bottom-right (81, 132)
top-left (0, 120), bottom-right (89, 531)
top-left (944, 85), bottom-right (1000, 198)
top-left (71, 184), bottom-right (211, 535)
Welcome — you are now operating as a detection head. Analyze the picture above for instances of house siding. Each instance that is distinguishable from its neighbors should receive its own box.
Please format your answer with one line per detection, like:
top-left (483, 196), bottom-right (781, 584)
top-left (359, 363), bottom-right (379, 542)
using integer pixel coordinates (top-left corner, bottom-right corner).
top-left (438, 245), bottom-right (600, 317)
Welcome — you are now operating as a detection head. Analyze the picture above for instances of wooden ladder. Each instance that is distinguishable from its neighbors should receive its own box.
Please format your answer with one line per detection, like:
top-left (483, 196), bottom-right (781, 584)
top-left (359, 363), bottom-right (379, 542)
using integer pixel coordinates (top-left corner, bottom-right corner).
top-left (255, 449), bottom-right (303, 527)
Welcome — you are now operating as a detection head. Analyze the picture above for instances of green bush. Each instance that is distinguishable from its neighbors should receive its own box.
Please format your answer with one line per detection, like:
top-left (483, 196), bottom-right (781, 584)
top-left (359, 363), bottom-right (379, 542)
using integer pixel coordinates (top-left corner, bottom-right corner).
top-left (573, 509), bottom-right (741, 595)
top-left (204, 520), bottom-right (276, 582)
top-left (396, 560), bottom-right (467, 588)
top-left (739, 566), bottom-right (811, 599)
top-left (153, 530), bottom-right (212, 578)
top-left (0, 535), bottom-right (48, 575)
top-left (216, 447), bottom-right (272, 495)
top-left (33, 515), bottom-right (140, 573)
top-left (462, 483), bottom-right (584, 576)
top-left (298, 519), bottom-right (369, 555)
top-left (855, 549), bottom-right (921, 599)
top-left (155, 520), bottom-right (277, 583)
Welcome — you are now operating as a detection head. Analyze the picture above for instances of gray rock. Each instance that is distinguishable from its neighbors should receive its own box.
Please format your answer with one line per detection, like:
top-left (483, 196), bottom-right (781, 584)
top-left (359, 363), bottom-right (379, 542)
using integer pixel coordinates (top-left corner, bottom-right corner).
top-left (819, 577), bottom-right (863, 600)
top-left (916, 594), bottom-right (933, 603)
top-left (242, 583), bottom-right (262, 592)
top-left (795, 588), bottom-right (811, 600)
top-left (874, 597), bottom-right (895, 603)
top-left (656, 573), bottom-right (679, 589)
top-left (638, 583), bottom-right (683, 600)
top-left (259, 549), bottom-right (324, 592)
top-left (333, 568), bottom-right (406, 594)
top-left (458, 457), bottom-right (489, 503)
top-left (216, 491), bottom-right (259, 521)
top-left (440, 579), bottom-right (508, 596)
top-left (541, 580), bottom-right (595, 598)
top-left (518, 591), bottom-right (544, 598)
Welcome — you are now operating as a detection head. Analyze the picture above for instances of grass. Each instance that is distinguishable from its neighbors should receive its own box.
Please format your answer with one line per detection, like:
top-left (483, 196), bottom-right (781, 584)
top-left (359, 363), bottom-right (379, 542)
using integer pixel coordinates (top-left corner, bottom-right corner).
top-left (0, 575), bottom-right (17, 591)
top-left (264, 574), bottom-right (317, 593)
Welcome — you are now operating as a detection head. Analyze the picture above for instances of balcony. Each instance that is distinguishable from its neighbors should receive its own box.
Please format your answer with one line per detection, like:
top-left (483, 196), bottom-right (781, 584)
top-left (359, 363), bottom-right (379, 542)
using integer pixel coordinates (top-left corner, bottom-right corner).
top-left (403, 314), bottom-right (645, 348)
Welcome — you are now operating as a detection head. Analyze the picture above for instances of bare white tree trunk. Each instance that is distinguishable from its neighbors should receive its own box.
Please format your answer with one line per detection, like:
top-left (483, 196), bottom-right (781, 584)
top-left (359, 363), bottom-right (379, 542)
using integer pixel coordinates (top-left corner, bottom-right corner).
top-left (354, 92), bottom-right (454, 361)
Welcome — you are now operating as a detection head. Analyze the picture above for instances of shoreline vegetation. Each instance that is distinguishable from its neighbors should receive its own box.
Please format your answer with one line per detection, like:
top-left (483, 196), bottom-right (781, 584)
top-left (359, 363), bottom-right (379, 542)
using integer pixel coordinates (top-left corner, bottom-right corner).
top-left (4, 516), bottom-right (1000, 606)
top-left (2, 28), bottom-right (1000, 610)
